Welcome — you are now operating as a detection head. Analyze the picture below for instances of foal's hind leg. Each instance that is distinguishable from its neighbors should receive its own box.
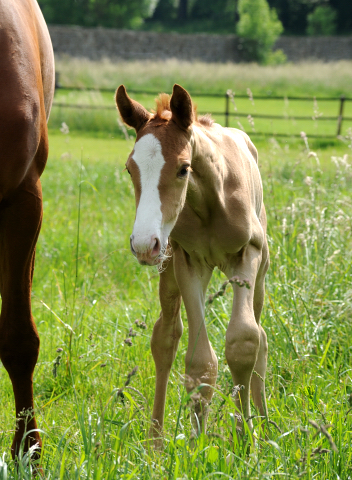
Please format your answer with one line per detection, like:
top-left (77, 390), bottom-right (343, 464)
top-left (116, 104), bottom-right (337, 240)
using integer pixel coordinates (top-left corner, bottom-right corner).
top-left (0, 180), bottom-right (43, 458)
top-left (173, 246), bottom-right (218, 436)
top-left (224, 244), bottom-right (264, 432)
top-left (150, 256), bottom-right (183, 447)
top-left (251, 240), bottom-right (269, 419)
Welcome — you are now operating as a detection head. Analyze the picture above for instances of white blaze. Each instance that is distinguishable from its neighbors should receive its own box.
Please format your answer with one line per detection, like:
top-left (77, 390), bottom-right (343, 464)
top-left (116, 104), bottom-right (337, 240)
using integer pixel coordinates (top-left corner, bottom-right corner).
top-left (132, 134), bottom-right (165, 252)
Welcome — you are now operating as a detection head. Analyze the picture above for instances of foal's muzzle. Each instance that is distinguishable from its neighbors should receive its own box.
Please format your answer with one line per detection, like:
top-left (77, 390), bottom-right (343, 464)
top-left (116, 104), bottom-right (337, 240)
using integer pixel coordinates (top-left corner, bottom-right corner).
top-left (130, 234), bottom-right (162, 266)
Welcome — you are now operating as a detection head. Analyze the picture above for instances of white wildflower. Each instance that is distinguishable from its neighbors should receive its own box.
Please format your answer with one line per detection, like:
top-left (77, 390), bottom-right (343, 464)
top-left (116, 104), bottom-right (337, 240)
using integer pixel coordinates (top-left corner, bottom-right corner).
top-left (282, 218), bottom-right (287, 235)
top-left (308, 151), bottom-right (320, 166)
top-left (227, 89), bottom-right (237, 112)
top-left (247, 88), bottom-right (254, 105)
top-left (247, 115), bottom-right (255, 132)
top-left (60, 122), bottom-right (69, 135)
top-left (300, 131), bottom-right (309, 151)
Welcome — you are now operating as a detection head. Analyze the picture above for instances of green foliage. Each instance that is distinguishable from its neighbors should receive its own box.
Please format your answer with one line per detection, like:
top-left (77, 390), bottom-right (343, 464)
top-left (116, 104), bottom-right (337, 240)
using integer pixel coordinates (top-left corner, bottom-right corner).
top-left (152, 0), bottom-right (178, 21)
top-left (37, 0), bottom-right (352, 34)
top-left (268, 0), bottom-right (312, 35)
top-left (330, 0), bottom-right (352, 34)
top-left (264, 48), bottom-right (287, 65)
top-left (236, 0), bottom-right (285, 64)
top-left (307, 5), bottom-right (337, 36)
top-left (38, 0), bottom-right (157, 28)
top-left (191, 0), bottom-right (236, 22)
top-left (269, 0), bottom-right (351, 35)
top-left (145, 0), bottom-right (237, 34)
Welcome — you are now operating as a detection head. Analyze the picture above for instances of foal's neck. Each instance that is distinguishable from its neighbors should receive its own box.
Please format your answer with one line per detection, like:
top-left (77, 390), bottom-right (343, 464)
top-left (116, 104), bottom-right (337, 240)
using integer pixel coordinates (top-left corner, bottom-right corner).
top-left (186, 124), bottom-right (227, 216)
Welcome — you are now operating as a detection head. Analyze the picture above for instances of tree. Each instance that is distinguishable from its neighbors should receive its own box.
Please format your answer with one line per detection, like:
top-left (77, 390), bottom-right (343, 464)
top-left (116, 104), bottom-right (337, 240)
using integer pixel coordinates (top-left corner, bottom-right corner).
top-left (329, 0), bottom-right (352, 33)
top-left (191, 0), bottom-right (237, 24)
top-left (178, 0), bottom-right (188, 21)
top-left (38, 0), bottom-right (157, 29)
top-left (236, 0), bottom-right (284, 63)
top-left (306, 5), bottom-right (337, 35)
top-left (267, 0), bottom-right (311, 35)
top-left (268, 0), bottom-right (352, 35)
top-left (151, 0), bottom-right (177, 22)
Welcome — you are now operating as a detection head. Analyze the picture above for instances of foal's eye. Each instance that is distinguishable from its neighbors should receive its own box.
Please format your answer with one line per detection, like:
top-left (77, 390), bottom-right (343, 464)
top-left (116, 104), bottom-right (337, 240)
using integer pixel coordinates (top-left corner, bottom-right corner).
top-left (125, 167), bottom-right (131, 176)
top-left (177, 165), bottom-right (190, 179)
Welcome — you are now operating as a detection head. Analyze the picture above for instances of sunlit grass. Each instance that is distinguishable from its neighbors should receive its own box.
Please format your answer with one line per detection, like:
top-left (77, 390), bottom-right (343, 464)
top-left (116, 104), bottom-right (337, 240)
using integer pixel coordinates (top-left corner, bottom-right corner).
top-left (51, 58), bottom-right (352, 138)
top-left (1, 127), bottom-right (352, 478)
top-left (50, 90), bottom-right (352, 138)
top-left (55, 56), bottom-right (352, 97)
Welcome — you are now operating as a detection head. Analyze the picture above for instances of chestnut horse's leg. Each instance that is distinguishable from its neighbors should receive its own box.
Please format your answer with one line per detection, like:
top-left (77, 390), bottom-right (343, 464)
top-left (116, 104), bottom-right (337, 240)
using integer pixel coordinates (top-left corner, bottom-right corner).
top-left (0, 179), bottom-right (43, 458)
top-left (224, 243), bottom-right (265, 432)
top-left (173, 245), bottom-right (218, 436)
top-left (150, 255), bottom-right (183, 446)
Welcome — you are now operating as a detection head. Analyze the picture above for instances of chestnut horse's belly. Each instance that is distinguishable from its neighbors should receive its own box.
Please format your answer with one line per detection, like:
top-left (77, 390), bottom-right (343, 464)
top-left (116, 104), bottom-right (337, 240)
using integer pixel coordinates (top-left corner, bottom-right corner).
top-left (0, 0), bottom-right (54, 199)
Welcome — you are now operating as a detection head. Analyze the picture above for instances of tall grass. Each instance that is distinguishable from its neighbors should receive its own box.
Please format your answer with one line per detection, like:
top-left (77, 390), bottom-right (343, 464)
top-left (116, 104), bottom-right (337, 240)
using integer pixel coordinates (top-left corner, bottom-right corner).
top-left (49, 90), bottom-right (352, 139)
top-left (51, 58), bottom-right (352, 138)
top-left (0, 129), bottom-right (351, 478)
top-left (55, 56), bottom-right (352, 97)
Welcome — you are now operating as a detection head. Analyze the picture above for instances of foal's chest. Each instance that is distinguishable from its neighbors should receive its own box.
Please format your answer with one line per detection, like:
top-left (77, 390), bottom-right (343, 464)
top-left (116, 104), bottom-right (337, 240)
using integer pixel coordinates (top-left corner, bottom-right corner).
top-left (170, 200), bottom-right (257, 269)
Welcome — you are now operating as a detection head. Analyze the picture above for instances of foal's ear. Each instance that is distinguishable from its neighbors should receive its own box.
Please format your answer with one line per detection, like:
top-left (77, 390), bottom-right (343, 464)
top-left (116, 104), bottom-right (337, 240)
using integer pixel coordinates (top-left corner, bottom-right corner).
top-left (170, 84), bottom-right (193, 130)
top-left (115, 85), bottom-right (151, 132)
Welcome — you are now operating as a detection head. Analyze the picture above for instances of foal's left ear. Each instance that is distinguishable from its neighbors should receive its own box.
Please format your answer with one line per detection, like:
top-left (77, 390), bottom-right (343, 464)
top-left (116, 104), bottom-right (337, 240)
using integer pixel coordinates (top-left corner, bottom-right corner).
top-left (116, 85), bottom-right (151, 132)
top-left (170, 84), bottom-right (194, 130)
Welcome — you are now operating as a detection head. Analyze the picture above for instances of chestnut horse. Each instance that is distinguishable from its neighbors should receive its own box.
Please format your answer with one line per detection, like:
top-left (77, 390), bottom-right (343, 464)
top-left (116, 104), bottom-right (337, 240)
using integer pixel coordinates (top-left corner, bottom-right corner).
top-left (0, 0), bottom-right (54, 457)
top-left (116, 84), bottom-right (269, 444)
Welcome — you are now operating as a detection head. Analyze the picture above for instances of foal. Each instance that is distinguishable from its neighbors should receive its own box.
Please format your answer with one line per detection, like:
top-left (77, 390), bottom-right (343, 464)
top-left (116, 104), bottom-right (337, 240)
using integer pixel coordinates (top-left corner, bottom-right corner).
top-left (116, 84), bottom-right (269, 442)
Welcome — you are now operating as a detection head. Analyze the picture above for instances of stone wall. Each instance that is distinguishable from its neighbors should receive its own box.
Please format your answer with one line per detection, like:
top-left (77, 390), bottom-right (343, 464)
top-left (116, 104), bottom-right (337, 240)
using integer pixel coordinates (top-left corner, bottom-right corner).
top-left (48, 25), bottom-right (352, 63)
top-left (276, 36), bottom-right (352, 62)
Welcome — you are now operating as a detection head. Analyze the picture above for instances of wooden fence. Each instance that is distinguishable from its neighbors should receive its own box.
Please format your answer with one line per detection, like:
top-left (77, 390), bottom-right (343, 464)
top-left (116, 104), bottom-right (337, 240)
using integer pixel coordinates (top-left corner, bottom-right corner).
top-left (54, 84), bottom-right (351, 139)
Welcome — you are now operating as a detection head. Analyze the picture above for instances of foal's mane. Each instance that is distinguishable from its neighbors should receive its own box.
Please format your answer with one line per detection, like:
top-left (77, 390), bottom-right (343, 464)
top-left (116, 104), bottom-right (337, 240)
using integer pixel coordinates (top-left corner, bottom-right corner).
top-left (152, 93), bottom-right (214, 127)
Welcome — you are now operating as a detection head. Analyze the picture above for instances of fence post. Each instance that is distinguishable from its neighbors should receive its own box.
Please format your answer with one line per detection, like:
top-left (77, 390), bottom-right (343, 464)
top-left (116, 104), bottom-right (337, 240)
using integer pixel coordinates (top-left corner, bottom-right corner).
top-left (336, 95), bottom-right (345, 136)
top-left (225, 92), bottom-right (229, 128)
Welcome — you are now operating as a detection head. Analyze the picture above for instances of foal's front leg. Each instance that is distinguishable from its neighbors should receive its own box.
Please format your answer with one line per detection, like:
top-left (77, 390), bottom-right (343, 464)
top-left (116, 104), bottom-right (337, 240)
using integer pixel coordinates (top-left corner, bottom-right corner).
top-left (173, 246), bottom-right (218, 436)
top-left (150, 257), bottom-right (183, 447)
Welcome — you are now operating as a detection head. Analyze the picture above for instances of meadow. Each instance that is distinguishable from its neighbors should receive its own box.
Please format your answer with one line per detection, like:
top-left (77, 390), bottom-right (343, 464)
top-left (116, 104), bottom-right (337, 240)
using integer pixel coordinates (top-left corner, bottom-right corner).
top-left (0, 58), bottom-right (352, 479)
top-left (51, 57), bottom-right (352, 139)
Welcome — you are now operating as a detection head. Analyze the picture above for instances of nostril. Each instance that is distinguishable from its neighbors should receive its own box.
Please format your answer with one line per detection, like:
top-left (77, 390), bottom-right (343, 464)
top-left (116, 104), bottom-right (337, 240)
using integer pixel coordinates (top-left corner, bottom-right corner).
top-left (152, 237), bottom-right (160, 256)
top-left (130, 236), bottom-right (136, 255)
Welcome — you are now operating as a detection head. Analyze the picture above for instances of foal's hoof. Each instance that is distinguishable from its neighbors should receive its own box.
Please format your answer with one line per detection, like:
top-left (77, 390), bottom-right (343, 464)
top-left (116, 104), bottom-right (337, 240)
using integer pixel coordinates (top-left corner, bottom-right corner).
top-left (152, 436), bottom-right (164, 450)
top-left (148, 422), bottom-right (164, 450)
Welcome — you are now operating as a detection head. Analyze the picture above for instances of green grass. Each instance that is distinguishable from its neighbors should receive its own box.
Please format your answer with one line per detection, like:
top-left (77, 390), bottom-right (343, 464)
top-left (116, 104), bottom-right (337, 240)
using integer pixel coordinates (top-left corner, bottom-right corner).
top-left (50, 89), bottom-right (352, 139)
top-left (55, 57), bottom-right (352, 98)
top-left (1, 128), bottom-right (352, 478)
top-left (51, 57), bottom-right (352, 138)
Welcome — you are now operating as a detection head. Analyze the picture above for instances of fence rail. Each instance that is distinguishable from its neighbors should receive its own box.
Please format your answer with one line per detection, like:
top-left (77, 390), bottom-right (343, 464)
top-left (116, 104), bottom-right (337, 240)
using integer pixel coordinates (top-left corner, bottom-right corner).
top-left (53, 84), bottom-right (351, 138)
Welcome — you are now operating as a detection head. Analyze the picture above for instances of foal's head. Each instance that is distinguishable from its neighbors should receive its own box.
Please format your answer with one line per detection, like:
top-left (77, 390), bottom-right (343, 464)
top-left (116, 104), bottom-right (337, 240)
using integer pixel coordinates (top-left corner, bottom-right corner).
top-left (116, 84), bottom-right (194, 266)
